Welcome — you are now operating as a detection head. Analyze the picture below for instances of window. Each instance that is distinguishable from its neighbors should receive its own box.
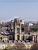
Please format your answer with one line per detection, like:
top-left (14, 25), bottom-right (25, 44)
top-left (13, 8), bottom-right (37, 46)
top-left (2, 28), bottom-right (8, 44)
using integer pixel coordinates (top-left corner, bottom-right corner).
top-left (17, 35), bottom-right (20, 40)
top-left (22, 35), bottom-right (24, 40)
top-left (21, 27), bottom-right (24, 32)
top-left (17, 28), bottom-right (20, 33)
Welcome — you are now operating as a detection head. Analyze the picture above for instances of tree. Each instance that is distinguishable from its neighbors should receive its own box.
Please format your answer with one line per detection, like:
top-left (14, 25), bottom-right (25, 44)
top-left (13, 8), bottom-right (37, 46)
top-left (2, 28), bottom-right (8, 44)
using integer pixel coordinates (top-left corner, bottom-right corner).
top-left (4, 44), bottom-right (26, 50)
top-left (30, 43), bottom-right (38, 50)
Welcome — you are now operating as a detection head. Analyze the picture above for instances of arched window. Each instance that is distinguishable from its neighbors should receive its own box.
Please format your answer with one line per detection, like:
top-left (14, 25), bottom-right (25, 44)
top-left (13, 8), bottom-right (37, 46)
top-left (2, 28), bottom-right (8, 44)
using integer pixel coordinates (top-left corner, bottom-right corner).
top-left (22, 35), bottom-right (24, 41)
top-left (17, 35), bottom-right (20, 40)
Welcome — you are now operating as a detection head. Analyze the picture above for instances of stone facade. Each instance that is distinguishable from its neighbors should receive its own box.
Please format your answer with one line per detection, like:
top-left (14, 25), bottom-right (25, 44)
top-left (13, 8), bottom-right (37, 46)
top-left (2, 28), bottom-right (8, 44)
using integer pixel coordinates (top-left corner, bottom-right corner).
top-left (0, 18), bottom-right (38, 43)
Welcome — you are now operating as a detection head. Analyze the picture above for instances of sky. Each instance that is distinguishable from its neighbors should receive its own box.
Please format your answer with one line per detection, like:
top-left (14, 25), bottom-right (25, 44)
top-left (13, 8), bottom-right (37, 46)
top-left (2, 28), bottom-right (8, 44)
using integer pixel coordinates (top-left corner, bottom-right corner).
top-left (0, 0), bottom-right (38, 22)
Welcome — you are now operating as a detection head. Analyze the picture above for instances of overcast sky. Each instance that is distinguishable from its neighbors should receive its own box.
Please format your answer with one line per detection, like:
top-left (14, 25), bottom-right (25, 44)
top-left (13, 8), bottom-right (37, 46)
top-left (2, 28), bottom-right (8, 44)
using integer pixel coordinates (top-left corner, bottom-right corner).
top-left (0, 0), bottom-right (38, 22)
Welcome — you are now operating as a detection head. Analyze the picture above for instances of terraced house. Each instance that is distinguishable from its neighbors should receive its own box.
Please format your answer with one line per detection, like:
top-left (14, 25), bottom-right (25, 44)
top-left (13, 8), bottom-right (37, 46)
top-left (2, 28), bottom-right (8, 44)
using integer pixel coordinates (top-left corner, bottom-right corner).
top-left (13, 18), bottom-right (33, 42)
top-left (0, 18), bottom-right (38, 43)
